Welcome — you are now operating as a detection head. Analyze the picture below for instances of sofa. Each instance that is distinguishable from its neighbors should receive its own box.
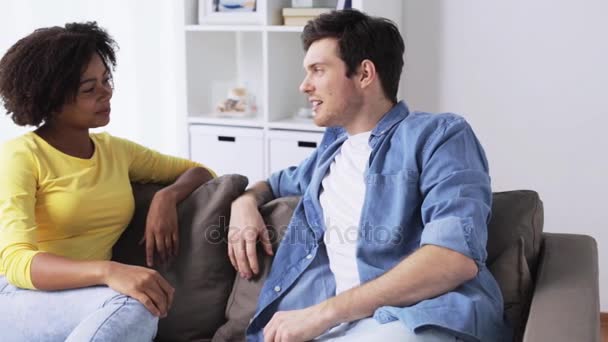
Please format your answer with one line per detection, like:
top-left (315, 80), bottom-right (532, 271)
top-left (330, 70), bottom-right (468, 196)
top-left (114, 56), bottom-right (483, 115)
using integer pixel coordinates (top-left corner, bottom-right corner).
top-left (112, 175), bottom-right (600, 342)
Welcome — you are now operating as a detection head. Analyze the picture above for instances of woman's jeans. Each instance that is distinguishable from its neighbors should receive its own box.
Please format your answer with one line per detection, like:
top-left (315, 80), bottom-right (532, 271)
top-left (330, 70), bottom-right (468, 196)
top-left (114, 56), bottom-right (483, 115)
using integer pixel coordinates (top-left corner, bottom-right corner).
top-left (0, 276), bottom-right (158, 341)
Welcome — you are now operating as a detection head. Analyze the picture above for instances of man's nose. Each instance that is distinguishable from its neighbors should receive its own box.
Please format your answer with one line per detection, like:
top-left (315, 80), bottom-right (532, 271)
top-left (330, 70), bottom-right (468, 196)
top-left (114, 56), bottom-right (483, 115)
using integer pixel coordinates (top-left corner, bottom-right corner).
top-left (299, 77), bottom-right (313, 94)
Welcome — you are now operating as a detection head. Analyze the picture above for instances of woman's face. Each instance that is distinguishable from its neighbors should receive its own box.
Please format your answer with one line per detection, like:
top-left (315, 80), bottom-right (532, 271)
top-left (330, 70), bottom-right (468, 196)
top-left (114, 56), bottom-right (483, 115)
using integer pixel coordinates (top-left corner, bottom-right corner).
top-left (54, 53), bottom-right (113, 130)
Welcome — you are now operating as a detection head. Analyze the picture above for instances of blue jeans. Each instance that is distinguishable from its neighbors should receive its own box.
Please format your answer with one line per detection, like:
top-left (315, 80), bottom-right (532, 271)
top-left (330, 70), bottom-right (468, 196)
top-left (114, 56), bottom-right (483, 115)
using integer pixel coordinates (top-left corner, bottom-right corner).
top-left (314, 318), bottom-right (461, 341)
top-left (0, 276), bottom-right (158, 341)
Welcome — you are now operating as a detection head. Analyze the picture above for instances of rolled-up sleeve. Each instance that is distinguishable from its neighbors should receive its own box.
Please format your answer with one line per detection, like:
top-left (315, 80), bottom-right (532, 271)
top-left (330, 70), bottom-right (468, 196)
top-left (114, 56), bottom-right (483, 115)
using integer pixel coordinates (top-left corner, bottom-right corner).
top-left (267, 127), bottom-right (340, 198)
top-left (268, 152), bottom-right (318, 198)
top-left (418, 116), bottom-right (492, 266)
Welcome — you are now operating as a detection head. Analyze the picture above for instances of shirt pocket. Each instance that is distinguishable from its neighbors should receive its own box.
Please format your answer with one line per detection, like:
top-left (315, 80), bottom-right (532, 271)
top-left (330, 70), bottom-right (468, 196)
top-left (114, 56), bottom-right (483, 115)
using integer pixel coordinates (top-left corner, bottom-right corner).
top-left (363, 169), bottom-right (422, 237)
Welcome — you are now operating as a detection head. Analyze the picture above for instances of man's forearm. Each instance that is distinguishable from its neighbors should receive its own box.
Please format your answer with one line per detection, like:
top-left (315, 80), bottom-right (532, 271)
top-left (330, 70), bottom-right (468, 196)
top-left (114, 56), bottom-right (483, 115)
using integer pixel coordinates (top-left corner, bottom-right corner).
top-left (322, 245), bottom-right (478, 325)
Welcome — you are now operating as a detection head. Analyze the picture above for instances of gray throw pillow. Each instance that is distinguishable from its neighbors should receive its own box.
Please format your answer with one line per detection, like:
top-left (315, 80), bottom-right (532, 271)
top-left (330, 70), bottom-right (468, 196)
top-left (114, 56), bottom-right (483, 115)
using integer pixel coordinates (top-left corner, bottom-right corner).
top-left (112, 174), bottom-right (249, 342)
top-left (212, 196), bottom-right (300, 342)
top-left (488, 236), bottom-right (533, 342)
top-left (487, 190), bottom-right (543, 277)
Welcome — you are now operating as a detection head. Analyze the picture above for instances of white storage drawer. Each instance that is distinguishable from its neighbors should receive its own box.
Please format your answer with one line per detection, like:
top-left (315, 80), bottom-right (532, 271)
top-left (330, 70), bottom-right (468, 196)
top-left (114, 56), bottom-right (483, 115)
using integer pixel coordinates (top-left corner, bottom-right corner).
top-left (189, 125), bottom-right (264, 183)
top-left (268, 130), bottom-right (324, 174)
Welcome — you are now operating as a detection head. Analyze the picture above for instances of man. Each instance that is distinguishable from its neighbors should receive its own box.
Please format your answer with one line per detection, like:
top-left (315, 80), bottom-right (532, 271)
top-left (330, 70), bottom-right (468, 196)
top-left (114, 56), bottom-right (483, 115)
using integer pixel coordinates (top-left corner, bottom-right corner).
top-left (228, 9), bottom-right (510, 342)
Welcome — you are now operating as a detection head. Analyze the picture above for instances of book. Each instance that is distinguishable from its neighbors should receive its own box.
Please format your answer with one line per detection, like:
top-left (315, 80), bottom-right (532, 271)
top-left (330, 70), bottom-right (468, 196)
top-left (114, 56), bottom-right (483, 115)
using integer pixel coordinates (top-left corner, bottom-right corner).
top-left (284, 16), bottom-right (316, 26)
top-left (282, 7), bottom-right (333, 16)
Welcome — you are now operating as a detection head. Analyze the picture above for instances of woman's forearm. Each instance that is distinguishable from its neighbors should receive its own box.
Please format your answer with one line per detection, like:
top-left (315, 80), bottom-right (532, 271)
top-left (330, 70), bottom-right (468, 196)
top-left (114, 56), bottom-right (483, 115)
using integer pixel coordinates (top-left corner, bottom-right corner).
top-left (158, 167), bottom-right (214, 203)
top-left (30, 252), bottom-right (111, 290)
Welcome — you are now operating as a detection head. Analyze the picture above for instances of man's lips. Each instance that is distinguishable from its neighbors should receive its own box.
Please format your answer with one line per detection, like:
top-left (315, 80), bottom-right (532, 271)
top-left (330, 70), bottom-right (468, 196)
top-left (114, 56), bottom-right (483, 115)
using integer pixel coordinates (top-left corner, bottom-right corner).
top-left (310, 99), bottom-right (322, 111)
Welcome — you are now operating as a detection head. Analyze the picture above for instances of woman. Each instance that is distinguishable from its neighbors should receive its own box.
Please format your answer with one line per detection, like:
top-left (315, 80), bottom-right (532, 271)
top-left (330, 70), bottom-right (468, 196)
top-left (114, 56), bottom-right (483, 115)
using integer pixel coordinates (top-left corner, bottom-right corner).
top-left (0, 22), bottom-right (215, 341)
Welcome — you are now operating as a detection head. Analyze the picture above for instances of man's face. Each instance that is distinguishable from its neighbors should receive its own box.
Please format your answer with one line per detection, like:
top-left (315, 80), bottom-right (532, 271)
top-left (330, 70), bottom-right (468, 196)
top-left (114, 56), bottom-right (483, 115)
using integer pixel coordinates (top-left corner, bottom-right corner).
top-left (55, 53), bottom-right (113, 129)
top-left (299, 38), bottom-right (363, 128)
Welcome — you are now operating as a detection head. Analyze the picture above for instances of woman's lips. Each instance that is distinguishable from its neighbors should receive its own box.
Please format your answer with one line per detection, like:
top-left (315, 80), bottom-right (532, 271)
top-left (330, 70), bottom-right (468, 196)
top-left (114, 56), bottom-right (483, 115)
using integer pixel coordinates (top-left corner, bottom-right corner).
top-left (96, 108), bottom-right (111, 116)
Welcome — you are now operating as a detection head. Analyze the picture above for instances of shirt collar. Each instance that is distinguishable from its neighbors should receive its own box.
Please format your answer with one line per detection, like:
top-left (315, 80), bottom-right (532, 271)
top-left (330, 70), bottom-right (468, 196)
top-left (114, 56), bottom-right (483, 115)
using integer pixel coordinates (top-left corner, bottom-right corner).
top-left (324, 101), bottom-right (410, 141)
top-left (371, 101), bottom-right (410, 137)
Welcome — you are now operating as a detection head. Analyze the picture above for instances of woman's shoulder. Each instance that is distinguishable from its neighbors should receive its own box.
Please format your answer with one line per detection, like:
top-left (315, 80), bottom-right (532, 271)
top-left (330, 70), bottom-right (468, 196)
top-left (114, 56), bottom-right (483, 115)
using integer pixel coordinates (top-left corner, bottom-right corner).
top-left (0, 132), bottom-right (41, 168)
top-left (91, 132), bottom-right (135, 145)
top-left (90, 131), bottom-right (112, 143)
top-left (1, 132), bottom-right (39, 155)
top-left (91, 132), bottom-right (147, 157)
top-left (91, 132), bottom-right (131, 151)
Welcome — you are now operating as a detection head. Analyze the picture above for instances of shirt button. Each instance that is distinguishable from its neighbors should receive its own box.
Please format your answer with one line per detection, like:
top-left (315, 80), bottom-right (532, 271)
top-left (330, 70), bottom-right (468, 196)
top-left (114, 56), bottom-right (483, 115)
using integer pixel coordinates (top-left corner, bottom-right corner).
top-left (274, 286), bottom-right (281, 292)
top-left (306, 254), bottom-right (313, 260)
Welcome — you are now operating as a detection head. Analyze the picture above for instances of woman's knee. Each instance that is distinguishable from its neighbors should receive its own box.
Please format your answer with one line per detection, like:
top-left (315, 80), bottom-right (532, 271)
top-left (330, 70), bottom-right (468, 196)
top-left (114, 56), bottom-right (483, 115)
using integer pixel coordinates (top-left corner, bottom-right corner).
top-left (108, 294), bottom-right (159, 324)
top-left (91, 294), bottom-right (159, 341)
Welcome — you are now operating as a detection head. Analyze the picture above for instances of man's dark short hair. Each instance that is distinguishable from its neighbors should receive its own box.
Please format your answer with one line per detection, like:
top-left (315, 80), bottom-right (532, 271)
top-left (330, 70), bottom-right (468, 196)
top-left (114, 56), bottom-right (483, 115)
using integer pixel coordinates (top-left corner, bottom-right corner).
top-left (302, 9), bottom-right (404, 103)
top-left (0, 22), bottom-right (118, 127)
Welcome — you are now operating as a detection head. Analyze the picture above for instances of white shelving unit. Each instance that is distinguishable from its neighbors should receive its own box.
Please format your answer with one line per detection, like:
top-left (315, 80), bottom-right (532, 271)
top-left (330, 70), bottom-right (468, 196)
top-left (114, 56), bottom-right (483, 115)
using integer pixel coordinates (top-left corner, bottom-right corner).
top-left (182, 0), bottom-right (402, 183)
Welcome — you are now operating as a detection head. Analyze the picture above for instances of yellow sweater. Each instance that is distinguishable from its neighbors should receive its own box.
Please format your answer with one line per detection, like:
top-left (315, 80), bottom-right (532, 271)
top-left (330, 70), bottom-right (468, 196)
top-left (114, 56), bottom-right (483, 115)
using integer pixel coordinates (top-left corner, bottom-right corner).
top-left (0, 132), bottom-right (212, 289)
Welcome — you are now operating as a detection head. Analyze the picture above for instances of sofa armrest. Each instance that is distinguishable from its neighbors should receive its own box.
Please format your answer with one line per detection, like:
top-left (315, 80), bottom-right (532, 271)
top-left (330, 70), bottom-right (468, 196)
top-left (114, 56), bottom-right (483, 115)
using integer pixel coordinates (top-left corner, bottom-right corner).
top-left (523, 233), bottom-right (600, 342)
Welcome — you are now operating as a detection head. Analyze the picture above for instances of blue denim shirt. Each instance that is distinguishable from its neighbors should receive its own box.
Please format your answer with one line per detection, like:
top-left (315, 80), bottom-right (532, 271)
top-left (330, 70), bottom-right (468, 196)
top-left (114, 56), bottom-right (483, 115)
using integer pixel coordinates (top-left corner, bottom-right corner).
top-left (246, 102), bottom-right (511, 342)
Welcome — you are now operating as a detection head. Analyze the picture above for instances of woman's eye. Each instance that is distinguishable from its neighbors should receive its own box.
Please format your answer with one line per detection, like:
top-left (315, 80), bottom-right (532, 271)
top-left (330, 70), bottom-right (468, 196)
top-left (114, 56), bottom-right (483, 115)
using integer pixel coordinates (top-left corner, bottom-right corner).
top-left (82, 88), bottom-right (94, 93)
top-left (102, 77), bottom-right (111, 84)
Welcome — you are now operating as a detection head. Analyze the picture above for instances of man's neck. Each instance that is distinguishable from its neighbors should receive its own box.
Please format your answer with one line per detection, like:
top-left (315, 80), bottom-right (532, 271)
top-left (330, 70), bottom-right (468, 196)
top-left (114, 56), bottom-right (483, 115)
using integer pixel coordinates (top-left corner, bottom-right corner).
top-left (345, 97), bottom-right (396, 135)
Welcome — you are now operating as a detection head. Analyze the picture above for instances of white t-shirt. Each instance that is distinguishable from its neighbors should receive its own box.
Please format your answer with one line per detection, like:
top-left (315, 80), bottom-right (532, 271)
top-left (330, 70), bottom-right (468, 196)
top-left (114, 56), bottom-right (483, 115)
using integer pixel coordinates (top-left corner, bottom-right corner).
top-left (320, 131), bottom-right (372, 295)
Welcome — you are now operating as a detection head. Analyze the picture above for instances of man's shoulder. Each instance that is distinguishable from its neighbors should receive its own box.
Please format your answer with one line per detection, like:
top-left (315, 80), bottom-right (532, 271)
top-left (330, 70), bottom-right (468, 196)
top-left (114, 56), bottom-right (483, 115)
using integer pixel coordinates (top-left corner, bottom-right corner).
top-left (402, 111), bottom-right (466, 130)
top-left (393, 111), bottom-right (468, 141)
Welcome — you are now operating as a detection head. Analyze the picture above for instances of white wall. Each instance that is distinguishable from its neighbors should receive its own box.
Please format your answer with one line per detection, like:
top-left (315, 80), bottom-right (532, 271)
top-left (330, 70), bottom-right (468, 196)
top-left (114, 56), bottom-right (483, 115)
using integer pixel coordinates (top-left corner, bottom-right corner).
top-left (403, 0), bottom-right (607, 310)
top-left (0, 0), bottom-right (187, 156)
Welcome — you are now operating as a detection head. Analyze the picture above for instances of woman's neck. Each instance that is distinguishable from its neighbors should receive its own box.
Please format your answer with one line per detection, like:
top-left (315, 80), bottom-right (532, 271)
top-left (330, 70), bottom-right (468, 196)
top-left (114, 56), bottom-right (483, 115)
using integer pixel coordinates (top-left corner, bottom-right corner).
top-left (35, 124), bottom-right (94, 159)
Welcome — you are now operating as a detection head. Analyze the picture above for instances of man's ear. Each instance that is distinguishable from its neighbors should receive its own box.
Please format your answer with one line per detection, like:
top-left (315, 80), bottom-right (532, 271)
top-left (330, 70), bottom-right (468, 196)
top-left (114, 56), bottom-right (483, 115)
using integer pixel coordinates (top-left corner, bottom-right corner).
top-left (358, 59), bottom-right (376, 89)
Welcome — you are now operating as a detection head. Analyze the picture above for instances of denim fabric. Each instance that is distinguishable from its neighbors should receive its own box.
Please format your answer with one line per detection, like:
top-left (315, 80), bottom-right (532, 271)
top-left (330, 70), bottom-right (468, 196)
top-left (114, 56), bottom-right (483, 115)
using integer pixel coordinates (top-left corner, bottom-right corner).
top-left (314, 318), bottom-right (461, 341)
top-left (0, 276), bottom-right (158, 341)
top-left (247, 102), bottom-right (511, 342)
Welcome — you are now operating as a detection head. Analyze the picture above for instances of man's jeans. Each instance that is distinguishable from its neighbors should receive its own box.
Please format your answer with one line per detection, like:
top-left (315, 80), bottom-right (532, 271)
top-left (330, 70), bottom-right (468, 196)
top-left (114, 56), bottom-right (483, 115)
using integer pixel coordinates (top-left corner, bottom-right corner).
top-left (0, 276), bottom-right (158, 341)
top-left (314, 317), bottom-right (462, 341)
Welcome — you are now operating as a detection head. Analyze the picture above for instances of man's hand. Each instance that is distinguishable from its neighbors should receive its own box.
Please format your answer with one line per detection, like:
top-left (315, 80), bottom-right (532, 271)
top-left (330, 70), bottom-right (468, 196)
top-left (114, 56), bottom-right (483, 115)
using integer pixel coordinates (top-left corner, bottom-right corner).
top-left (263, 303), bottom-right (336, 342)
top-left (228, 197), bottom-right (273, 279)
top-left (140, 190), bottom-right (179, 267)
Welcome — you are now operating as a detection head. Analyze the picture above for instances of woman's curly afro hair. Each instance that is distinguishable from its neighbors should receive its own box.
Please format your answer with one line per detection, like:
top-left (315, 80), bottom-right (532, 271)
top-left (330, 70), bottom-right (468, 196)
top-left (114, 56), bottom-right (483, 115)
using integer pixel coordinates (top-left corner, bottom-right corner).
top-left (0, 22), bottom-right (118, 126)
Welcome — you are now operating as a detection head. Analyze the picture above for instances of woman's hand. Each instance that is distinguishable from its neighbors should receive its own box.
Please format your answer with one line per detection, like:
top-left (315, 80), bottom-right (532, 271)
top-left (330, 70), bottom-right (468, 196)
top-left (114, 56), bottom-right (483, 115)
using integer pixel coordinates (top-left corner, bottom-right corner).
top-left (140, 189), bottom-right (179, 267)
top-left (103, 261), bottom-right (175, 317)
